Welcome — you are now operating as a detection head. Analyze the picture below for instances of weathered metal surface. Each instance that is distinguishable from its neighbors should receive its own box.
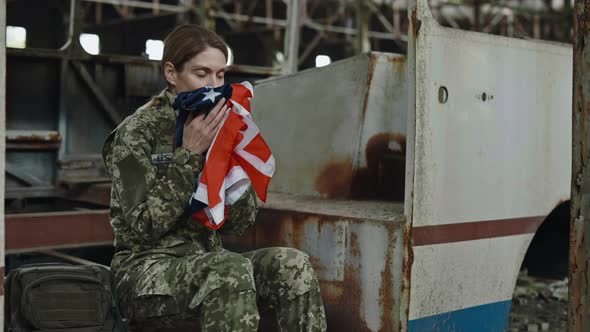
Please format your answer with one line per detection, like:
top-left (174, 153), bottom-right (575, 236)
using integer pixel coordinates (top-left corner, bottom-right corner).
top-left (5, 210), bottom-right (113, 253)
top-left (1, 0), bottom-right (7, 313)
top-left (6, 130), bottom-right (62, 150)
top-left (570, 0), bottom-right (590, 329)
top-left (6, 130), bottom-right (61, 142)
top-left (252, 52), bottom-right (407, 201)
top-left (222, 193), bottom-right (405, 332)
top-left (407, 0), bottom-right (572, 328)
top-left (57, 154), bottom-right (110, 184)
top-left (247, 53), bottom-right (411, 330)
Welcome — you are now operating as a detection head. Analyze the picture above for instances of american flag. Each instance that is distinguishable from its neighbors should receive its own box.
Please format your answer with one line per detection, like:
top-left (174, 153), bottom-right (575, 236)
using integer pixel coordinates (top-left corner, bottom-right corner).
top-left (177, 82), bottom-right (275, 230)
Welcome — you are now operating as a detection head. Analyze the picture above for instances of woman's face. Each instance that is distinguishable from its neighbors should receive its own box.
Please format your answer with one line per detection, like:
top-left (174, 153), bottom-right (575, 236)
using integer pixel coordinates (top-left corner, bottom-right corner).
top-left (166, 46), bottom-right (227, 94)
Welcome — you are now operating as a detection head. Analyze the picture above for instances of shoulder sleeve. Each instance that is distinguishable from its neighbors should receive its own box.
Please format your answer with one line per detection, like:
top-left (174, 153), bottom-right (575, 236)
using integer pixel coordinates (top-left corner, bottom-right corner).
top-left (105, 116), bottom-right (204, 241)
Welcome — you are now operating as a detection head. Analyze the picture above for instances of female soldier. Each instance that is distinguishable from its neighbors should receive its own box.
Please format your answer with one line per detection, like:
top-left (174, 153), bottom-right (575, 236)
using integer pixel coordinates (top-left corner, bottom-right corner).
top-left (102, 24), bottom-right (327, 331)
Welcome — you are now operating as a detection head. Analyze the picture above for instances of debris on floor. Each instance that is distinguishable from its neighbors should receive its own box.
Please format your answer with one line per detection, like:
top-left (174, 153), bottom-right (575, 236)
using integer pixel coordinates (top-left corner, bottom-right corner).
top-left (509, 270), bottom-right (568, 331)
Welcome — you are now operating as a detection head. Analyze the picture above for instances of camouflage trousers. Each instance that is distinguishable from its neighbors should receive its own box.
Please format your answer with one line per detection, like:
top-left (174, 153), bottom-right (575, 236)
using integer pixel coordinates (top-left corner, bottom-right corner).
top-left (116, 246), bottom-right (327, 332)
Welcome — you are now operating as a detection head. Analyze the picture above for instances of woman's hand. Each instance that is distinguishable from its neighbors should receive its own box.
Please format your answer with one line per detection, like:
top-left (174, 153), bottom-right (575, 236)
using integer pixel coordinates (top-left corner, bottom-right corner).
top-left (181, 97), bottom-right (230, 154)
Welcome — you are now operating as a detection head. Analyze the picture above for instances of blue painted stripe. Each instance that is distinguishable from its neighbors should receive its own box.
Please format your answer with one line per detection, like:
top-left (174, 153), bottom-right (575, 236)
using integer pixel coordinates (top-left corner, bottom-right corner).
top-left (409, 300), bottom-right (512, 332)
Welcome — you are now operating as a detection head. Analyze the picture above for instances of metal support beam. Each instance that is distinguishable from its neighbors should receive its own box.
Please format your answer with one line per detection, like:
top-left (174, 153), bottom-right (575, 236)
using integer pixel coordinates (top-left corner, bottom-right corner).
top-left (58, 59), bottom-right (70, 159)
top-left (299, 11), bottom-right (341, 66)
top-left (367, 0), bottom-right (395, 34)
top-left (6, 130), bottom-right (62, 151)
top-left (393, 0), bottom-right (402, 39)
top-left (6, 162), bottom-right (48, 187)
top-left (570, 0), bottom-right (590, 329)
top-left (283, 0), bottom-right (305, 74)
top-left (70, 61), bottom-right (123, 126)
top-left (81, 0), bottom-right (184, 13)
top-left (1, 0), bottom-right (7, 302)
top-left (356, 0), bottom-right (371, 53)
top-left (266, 0), bottom-right (273, 27)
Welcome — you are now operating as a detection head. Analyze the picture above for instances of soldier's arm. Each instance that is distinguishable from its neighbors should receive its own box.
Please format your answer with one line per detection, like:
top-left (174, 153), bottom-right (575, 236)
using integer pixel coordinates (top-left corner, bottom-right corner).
top-left (218, 185), bottom-right (259, 235)
top-left (109, 118), bottom-right (203, 241)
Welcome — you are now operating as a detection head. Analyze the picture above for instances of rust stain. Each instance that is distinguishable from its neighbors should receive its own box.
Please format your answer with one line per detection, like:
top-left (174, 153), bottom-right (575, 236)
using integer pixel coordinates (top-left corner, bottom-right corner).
top-left (411, 8), bottom-right (422, 40)
top-left (244, 210), bottom-right (395, 331)
top-left (401, 217), bottom-right (414, 330)
top-left (315, 159), bottom-right (355, 199)
top-left (361, 56), bottom-right (378, 119)
top-left (378, 226), bottom-right (396, 331)
top-left (388, 56), bottom-right (406, 64)
top-left (339, 231), bottom-right (372, 331)
top-left (315, 133), bottom-right (406, 200)
top-left (574, 84), bottom-right (585, 168)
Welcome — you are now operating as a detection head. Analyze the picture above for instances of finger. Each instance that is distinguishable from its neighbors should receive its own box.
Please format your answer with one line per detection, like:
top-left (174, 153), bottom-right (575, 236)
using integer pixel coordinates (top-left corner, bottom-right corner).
top-left (205, 98), bottom-right (226, 123)
top-left (213, 116), bottom-right (224, 134)
top-left (207, 104), bottom-right (229, 129)
top-left (188, 112), bottom-right (206, 126)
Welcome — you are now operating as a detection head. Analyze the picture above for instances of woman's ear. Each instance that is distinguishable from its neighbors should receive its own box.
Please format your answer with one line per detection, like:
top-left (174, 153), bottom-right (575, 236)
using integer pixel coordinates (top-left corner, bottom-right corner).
top-left (164, 61), bottom-right (177, 87)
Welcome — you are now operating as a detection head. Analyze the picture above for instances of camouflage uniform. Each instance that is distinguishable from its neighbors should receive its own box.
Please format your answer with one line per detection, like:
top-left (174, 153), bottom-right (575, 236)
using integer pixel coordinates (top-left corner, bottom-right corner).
top-left (102, 89), bottom-right (326, 332)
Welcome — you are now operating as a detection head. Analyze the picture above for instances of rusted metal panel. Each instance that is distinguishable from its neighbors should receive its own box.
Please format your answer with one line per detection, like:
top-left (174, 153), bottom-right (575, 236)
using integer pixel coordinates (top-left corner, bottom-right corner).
top-left (570, 0), bottom-right (590, 330)
top-left (6, 130), bottom-right (61, 150)
top-left (222, 193), bottom-right (405, 331)
top-left (6, 130), bottom-right (61, 142)
top-left (5, 210), bottom-right (113, 253)
top-left (248, 53), bottom-right (410, 330)
top-left (252, 52), bottom-right (407, 201)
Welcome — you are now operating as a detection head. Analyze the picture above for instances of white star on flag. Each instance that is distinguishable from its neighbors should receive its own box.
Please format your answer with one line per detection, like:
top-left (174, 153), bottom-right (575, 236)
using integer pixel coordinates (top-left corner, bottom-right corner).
top-left (202, 88), bottom-right (222, 103)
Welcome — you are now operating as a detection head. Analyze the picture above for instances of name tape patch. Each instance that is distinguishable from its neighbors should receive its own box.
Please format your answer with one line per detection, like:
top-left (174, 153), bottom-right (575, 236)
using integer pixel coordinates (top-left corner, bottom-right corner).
top-left (151, 152), bottom-right (173, 165)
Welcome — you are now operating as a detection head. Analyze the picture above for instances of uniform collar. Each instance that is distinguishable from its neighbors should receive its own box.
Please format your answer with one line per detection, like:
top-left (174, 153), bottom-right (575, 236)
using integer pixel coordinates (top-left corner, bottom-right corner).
top-left (157, 89), bottom-right (176, 107)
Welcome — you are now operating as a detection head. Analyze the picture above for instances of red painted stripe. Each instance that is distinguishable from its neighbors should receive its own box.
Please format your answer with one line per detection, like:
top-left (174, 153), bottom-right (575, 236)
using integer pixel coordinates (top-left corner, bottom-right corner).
top-left (6, 210), bottom-right (113, 251)
top-left (413, 216), bottom-right (545, 246)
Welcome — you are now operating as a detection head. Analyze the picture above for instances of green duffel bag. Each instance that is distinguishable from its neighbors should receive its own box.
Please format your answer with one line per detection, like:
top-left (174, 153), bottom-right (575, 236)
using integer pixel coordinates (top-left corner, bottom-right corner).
top-left (5, 263), bottom-right (123, 332)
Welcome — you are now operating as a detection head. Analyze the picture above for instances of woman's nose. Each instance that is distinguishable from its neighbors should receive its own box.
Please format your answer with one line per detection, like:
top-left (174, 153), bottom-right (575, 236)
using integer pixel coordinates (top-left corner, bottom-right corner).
top-left (209, 76), bottom-right (223, 88)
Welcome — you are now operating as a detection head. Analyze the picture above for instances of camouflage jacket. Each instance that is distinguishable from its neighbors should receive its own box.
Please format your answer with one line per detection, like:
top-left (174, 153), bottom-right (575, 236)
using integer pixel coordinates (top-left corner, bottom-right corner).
top-left (102, 89), bottom-right (259, 254)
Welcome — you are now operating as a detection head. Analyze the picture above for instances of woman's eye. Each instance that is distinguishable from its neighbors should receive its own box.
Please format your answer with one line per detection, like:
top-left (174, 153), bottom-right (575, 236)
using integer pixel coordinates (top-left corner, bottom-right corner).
top-left (195, 71), bottom-right (207, 77)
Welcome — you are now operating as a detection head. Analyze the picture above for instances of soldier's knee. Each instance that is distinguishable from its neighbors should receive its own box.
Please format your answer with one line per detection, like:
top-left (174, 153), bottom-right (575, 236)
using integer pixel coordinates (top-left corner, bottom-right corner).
top-left (213, 252), bottom-right (255, 291)
top-left (188, 252), bottom-right (256, 310)
top-left (272, 248), bottom-right (320, 300)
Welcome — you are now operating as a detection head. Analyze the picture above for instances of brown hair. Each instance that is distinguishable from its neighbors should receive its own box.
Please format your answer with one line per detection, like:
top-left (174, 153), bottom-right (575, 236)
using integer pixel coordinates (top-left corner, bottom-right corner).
top-left (162, 24), bottom-right (228, 72)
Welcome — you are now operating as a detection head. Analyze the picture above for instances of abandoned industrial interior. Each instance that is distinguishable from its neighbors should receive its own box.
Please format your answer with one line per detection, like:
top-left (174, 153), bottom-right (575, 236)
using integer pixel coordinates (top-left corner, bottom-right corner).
top-left (0, 0), bottom-right (585, 331)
